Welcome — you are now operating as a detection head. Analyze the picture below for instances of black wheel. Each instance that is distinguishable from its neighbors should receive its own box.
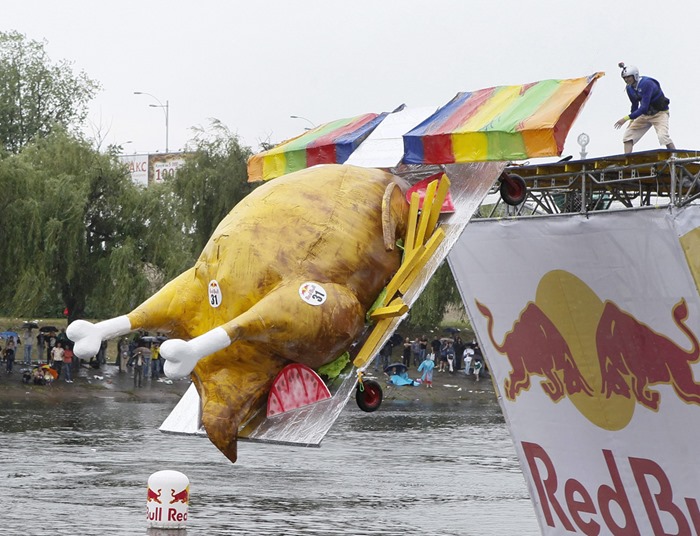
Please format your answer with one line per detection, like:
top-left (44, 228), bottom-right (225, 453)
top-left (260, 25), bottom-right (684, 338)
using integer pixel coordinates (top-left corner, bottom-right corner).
top-left (499, 173), bottom-right (527, 206)
top-left (356, 379), bottom-right (383, 412)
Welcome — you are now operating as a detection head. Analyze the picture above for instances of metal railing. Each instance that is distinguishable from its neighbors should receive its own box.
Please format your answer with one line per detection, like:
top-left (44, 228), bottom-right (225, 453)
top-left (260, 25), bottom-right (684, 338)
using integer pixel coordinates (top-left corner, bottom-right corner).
top-left (477, 150), bottom-right (700, 218)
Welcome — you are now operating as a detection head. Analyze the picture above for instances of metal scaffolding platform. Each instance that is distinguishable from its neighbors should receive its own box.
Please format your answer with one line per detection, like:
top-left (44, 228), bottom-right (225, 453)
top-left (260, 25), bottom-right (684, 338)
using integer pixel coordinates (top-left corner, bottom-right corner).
top-left (481, 149), bottom-right (700, 217)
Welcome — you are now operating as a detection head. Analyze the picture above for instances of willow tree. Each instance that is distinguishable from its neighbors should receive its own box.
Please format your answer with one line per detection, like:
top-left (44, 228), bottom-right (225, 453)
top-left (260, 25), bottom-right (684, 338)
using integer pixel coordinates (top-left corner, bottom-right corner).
top-left (3, 130), bottom-right (191, 321)
top-left (405, 261), bottom-right (464, 329)
top-left (173, 120), bottom-right (257, 256)
top-left (0, 31), bottom-right (99, 154)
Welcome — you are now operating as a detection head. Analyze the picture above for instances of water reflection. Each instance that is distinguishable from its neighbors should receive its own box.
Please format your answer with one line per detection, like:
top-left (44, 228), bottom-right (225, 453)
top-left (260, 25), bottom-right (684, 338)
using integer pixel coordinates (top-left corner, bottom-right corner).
top-left (0, 397), bottom-right (540, 535)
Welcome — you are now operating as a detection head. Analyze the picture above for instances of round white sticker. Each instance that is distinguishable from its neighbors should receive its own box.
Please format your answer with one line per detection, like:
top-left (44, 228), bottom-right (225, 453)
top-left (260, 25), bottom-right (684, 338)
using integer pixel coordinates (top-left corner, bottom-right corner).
top-left (208, 280), bottom-right (222, 308)
top-left (299, 282), bottom-right (327, 306)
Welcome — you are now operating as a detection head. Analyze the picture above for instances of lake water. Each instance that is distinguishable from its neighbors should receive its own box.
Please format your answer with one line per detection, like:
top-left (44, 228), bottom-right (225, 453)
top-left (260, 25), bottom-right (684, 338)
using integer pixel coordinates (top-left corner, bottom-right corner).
top-left (0, 393), bottom-right (541, 535)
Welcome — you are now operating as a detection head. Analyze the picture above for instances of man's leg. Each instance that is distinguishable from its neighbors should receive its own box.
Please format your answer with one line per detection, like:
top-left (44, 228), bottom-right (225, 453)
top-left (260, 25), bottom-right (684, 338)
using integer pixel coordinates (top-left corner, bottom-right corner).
top-left (651, 111), bottom-right (675, 150)
top-left (623, 116), bottom-right (652, 154)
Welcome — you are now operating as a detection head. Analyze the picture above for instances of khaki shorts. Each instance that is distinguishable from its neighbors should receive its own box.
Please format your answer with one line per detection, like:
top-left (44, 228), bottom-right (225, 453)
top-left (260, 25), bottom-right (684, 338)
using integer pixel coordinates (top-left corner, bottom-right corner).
top-left (623, 110), bottom-right (673, 146)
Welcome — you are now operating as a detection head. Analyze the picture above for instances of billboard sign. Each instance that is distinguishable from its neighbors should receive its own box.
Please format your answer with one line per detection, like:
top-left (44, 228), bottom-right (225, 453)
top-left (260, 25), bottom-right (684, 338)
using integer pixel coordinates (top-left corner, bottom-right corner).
top-left (118, 152), bottom-right (192, 186)
top-left (450, 208), bottom-right (700, 535)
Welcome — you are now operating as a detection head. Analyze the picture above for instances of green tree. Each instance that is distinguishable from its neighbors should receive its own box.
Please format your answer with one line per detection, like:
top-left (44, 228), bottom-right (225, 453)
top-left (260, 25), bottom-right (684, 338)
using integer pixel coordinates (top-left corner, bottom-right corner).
top-left (173, 120), bottom-right (257, 255)
top-left (0, 31), bottom-right (99, 154)
top-left (2, 129), bottom-right (191, 321)
top-left (405, 261), bottom-right (463, 329)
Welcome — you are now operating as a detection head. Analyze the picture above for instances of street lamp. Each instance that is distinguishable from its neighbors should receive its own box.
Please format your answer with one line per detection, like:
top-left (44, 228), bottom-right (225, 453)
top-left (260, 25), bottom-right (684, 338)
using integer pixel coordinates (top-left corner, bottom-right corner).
top-left (134, 91), bottom-right (169, 152)
top-left (290, 115), bottom-right (316, 131)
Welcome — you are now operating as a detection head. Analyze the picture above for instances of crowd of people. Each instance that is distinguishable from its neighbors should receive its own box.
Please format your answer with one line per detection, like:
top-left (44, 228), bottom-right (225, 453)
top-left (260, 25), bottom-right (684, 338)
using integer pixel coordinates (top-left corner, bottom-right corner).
top-left (1, 324), bottom-right (166, 389)
top-left (376, 332), bottom-right (487, 388)
top-left (116, 333), bottom-right (165, 388)
top-left (0, 326), bottom-right (82, 383)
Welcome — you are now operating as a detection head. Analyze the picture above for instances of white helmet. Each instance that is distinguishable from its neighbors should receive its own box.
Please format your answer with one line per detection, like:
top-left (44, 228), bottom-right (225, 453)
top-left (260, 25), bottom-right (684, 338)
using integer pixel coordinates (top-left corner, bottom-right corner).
top-left (618, 62), bottom-right (640, 82)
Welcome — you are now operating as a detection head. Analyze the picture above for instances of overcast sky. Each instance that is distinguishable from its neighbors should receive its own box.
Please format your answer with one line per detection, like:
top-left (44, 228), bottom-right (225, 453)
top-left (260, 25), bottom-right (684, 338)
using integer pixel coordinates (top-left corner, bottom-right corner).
top-left (4, 0), bottom-right (697, 161)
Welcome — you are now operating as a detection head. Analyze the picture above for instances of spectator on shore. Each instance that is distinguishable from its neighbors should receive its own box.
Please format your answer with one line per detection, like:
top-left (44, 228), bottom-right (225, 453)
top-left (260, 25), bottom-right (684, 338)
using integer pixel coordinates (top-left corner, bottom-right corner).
top-left (437, 340), bottom-right (449, 372)
top-left (63, 347), bottom-right (74, 383)
top-left (473, 358), bottom-right (483, 382)
top-left (411, 338), bottom-right (421, 367)
top-left (374, 341), bottom-right (392, 372)
top-left (419, 335), bottom-right (428, 362)
top-left (133, 348), bottom-right (145, 388)
top-left (46, 333), bottom-right (56, 362)
top-left (37, 332), bottom-right (45, 363)
top-left (402, 337), bottom-right (412, 368)
top-left (445, 340), bottom-right (455, 373)
top-left (118, 338), bottom-right (130, 372)
top-left (4, 336), bottom-right (16, 373)
top-left (151, 344), bottom-right (161, 380)
top-left (453, 336), bottom-right (465, 371)
top-left (22, 326), bottom-right (34, 366)
top-left (51, 342), bottom-right (65, 379)
top-left (418, 354), bottom-right (435, 388)
top-left (463, 344), bottom-right (474, 375)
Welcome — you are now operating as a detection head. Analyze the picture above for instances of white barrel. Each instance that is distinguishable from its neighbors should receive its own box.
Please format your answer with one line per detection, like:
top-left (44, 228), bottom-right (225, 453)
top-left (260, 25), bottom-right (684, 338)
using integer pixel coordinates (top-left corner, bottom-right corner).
top-left (146, 470), bottom-right (190, 529)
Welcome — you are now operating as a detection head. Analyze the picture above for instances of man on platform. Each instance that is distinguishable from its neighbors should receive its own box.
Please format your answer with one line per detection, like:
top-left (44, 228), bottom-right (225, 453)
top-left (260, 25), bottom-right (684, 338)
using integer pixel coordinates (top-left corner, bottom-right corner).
top-left (614, 62), bottom-right (676, 154)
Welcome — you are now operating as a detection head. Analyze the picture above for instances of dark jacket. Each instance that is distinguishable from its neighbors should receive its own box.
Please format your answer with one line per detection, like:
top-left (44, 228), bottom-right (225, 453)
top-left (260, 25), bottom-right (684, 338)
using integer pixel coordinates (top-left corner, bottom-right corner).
top-left (626, 76), bottom-right (669, 119)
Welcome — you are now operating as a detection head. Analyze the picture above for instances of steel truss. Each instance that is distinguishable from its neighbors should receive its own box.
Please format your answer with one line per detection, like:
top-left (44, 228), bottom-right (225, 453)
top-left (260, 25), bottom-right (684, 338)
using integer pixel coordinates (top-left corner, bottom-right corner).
top-left (480, 149), bottom-right (700, 218)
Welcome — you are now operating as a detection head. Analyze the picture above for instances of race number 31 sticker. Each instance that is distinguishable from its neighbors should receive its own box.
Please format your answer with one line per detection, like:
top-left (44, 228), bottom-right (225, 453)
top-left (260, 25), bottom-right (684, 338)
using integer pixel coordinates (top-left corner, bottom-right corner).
top-left (208, 280), bottom-right (222, 308)
top-left (299, 282), bottom-right (327, 306)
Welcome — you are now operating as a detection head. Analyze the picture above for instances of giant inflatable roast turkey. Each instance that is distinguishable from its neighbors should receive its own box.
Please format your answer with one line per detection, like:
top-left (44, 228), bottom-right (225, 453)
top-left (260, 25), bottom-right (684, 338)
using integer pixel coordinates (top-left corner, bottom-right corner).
top-left (68, 164), bottom-right (410, 462)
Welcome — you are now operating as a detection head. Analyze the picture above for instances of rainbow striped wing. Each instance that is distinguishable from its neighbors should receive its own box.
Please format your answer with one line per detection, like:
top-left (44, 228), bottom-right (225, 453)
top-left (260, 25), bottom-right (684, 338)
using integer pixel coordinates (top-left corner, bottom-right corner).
top-left (248, 112), bottom-right (388, 182)
top-left (403, 72), bottom-right (604, 164)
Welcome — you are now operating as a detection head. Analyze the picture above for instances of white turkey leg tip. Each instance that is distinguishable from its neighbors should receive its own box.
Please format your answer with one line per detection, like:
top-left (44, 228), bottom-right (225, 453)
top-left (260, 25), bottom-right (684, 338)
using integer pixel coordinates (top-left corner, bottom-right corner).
top-left (161, 328), bottom-right (231, 378)
top-left (66, 316), bottom-right (131, 359)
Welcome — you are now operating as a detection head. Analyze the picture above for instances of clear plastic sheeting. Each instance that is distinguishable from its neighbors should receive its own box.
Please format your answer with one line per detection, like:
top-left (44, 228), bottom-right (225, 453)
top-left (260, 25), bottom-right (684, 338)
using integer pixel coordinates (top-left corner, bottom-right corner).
top-left (160, 161), bottom-right (506, 447)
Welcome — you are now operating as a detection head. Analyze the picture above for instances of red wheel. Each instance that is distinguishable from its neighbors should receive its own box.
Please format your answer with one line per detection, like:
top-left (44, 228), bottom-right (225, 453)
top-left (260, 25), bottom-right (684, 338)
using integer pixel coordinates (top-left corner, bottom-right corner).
top-left (356, 379), bottom-right (383, 412)
top-left (499, 173), bottom-right (527, 206)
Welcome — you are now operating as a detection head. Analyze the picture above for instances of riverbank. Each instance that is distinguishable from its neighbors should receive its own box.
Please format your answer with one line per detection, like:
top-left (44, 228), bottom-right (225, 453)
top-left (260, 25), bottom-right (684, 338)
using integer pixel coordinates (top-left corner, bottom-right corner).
top-left (0, 358), bottom-right (494, 406)
top-left (380, 367), bottom-right (495, 403)
top-left (0, 360), bottom-right (191, 402)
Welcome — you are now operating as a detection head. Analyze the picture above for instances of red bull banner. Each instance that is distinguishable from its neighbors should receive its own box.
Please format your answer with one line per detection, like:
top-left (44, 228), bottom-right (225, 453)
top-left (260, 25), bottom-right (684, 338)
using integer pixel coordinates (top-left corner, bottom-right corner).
top-left (451, 206), bottom-right (700, 535)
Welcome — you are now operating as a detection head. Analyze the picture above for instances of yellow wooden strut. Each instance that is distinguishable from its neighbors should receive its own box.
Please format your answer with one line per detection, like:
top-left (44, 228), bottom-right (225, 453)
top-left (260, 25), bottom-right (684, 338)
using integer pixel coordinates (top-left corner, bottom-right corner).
top-left (352, 176), bottom-right (447, 370)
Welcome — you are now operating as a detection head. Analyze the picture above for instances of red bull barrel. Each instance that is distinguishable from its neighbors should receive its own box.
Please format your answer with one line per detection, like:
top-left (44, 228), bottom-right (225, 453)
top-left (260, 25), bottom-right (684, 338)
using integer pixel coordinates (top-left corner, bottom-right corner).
top-left (147, 470), bottom-right (190, 530)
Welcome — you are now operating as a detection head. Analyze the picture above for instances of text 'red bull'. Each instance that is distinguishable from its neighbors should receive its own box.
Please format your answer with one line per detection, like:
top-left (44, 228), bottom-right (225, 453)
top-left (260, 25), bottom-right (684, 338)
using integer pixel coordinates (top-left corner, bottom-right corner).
top-left (523, 441), bottom-right (700, 535)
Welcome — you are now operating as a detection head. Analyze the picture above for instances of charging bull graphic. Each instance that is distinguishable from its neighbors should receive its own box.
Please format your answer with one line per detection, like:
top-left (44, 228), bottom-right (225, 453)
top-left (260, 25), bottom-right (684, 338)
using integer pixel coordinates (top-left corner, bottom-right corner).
top-left (67, 165), bottom-right (409, 463)
top-left (596, 299), bottom-right (700, 410)
top-left (478, 270), bottom-right (700, 430)
top-left (476, 300), bottom-right (593, 401)
top-left (170, 486), bottom-right (189, 505)
top-left (147, 487), bottom-right (162, 504)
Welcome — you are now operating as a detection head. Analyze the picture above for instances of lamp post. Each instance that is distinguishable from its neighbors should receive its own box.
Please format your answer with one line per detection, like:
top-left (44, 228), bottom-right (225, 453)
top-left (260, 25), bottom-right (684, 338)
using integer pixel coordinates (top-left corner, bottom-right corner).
top-left (134, 92), bottom-right (169, 152)
top-left (290, 115), bottom-right (315, 131)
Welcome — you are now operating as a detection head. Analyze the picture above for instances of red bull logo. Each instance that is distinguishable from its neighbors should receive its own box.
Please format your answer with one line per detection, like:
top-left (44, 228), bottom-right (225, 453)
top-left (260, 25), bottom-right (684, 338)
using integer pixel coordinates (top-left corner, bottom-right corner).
top-left (147, 487), bottom-right (162, 504)
top-left (477, 270), bottom-right (700, 430)
top-left (170, 486), bottom-right (189, 504)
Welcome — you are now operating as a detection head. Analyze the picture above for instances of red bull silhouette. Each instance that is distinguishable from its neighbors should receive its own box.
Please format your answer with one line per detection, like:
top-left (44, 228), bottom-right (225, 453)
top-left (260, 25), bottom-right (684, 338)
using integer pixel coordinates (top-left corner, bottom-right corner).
top-left (147, 487), bottom-right (162, 504)
top-left (597, 298), bottom-right (700, 410)
top-left (477, 300), bottom-right (593, 401)
top-left (170, 486), bottom-right (189, 505)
